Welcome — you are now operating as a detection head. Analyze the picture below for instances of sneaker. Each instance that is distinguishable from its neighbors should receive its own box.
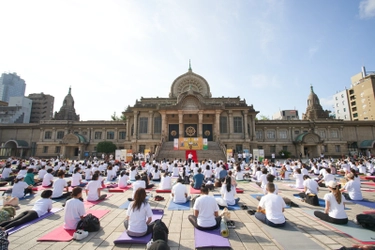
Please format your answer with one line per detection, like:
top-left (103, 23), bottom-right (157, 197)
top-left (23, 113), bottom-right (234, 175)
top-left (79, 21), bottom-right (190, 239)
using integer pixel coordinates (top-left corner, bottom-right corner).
top-left (73, 230), bottom-right (89, 240)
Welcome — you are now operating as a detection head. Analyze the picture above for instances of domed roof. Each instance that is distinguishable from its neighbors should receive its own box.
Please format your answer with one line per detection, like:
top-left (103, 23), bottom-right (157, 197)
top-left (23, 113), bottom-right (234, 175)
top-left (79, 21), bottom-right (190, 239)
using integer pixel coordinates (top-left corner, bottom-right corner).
top-left (169, 63), bottom-right (212, 98)
top-left (307, 85), bottom-right (320, 105)
top-left (63, 87), bottom-right (75, 107)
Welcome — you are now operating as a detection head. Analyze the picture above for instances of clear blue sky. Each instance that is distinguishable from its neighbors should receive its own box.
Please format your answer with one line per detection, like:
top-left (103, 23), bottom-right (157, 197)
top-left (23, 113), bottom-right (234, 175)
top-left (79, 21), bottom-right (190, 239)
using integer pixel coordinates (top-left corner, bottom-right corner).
top-left (1, 0), bottom-right (374, 120)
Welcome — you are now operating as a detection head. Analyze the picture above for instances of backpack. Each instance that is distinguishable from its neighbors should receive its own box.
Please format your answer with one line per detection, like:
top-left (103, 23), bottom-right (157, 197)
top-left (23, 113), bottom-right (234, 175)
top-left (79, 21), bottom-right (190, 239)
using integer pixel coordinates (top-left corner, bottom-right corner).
top-left (0, 206), bottom-right (15, 223)
top-left (356, 214), bottom-right (375, 231)
top-left (305, 194), bottom-right (319, 206)
top-left (152, 219), bottom-right (169, 242)
top-left (76, 213), bottom-right (100, 232)
top-left (0, 230), bottom-right (9, 250)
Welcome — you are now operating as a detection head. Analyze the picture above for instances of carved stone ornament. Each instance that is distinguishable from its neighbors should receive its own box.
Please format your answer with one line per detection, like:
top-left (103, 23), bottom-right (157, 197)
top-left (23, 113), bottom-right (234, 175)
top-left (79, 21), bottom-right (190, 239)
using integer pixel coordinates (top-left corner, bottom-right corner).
top-left (62, 133), bottom-right (79, 144)
top-left (204, 130), bottom-right (211, 136)
top-left (185, 126), bottom-right (196, 137)
top-left (170, 130), bottom-right (177, 136)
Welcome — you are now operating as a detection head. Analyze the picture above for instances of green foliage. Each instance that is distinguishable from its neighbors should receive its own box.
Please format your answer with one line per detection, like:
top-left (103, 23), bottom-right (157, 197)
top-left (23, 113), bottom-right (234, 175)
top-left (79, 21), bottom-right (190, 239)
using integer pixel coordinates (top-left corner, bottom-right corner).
top-left (255, 115), bottom-right (270, 121)
top-left (279, 150), bottom-right (291, 159)
top-left (97, 141), bottom-right (117, 154)
top-left (111, 111), bottom-right (127, 121)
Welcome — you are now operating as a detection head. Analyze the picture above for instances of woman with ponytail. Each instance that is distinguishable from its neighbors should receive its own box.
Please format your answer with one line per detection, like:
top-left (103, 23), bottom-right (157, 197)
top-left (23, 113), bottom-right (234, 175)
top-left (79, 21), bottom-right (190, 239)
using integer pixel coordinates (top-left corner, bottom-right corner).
top-left (314, 180), bottom-right (348, 225)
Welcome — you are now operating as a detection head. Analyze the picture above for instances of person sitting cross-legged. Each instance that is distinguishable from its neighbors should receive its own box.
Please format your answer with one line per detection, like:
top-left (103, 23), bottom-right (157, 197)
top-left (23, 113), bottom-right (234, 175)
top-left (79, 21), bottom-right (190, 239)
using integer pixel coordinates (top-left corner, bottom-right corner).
top-left (255, 182), bottom-right (286, 227)
top-left (171, 177), bottom-right (190, 204)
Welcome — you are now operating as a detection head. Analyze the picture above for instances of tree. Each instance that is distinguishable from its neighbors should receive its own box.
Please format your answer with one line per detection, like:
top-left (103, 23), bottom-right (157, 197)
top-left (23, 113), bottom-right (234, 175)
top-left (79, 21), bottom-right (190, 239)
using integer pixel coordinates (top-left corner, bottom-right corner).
top-left (279, 150), bottom-right (291, 159)
top-left (111, 111), bottom-right (127, 121)
top-left (97, 141), bottom-right (117, 154)
top-left (255, 115), bottom-right (270, 121)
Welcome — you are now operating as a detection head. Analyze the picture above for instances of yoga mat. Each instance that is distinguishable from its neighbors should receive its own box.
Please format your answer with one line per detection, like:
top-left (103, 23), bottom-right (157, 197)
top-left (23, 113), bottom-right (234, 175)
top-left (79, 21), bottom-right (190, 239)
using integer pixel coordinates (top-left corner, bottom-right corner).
top-left (194, 228), bottom-right (231, 248)
top-left (236, 188), bottom-right (244, 193)
top-left (108, 186), bottom-right (131, 193)
top-left (83, 194), bottom-right (113, 209)
top-left (168, 200), bottom-right (191, 210)
top-left (119, 200), bottom-right (131, 209)
top-left (37, 209), bottom-right (110, 242)
top-left (292, 194), bottom-right (349, 209)
top-left (190, 186), bottom-right (201, 194)
top-left (114, 209), bottom-right (164, 245)
top-left (262, 222), bottom-right (324, 250)
top-left (283, 183), bottom-right (304, 192)
top-left (303, 209), bottom-right (375, 244)
top-left (156, 189), bottom-right (171, 193)
top-left (32, 186), bottom-right (51, 191)
top-left (363, 210), bottom-right (375, 214)
top-left (365, 176), bottom-right (375, 180)
top-left (361, 188), bottom-right (375, 192)
top-left (6, 208), bottom-right (63, 235)
top-left (348, 199), bottom-right (375, 209)
top-left (362, 182), bottom-right (375, 186)
top-left (213, 195), bottom-right (241, 210)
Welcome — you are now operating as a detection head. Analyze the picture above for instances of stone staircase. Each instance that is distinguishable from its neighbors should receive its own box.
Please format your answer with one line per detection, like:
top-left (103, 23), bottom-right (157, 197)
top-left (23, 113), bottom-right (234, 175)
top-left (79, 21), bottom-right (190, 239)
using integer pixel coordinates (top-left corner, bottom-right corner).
top-left (156, 141), bottom-right (226, 162)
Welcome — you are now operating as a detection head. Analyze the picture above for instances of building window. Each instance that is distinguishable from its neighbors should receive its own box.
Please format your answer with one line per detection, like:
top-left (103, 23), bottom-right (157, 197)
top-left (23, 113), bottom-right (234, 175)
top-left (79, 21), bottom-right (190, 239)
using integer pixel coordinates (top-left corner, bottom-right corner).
top-left (154, 116), bottom-right (161, 134)
top-left (256, 130), bottom-right (262, 140)
top-left (279, 130), bottom-right (287, 139)
top-left (44, 131), bottom-right (52, 139)
top-left (119, 131), bottom-right (126, 140)
top-left (319, 130), bottom-right (326, 138)
top-left (282, 146), bottom-right (288, 152)
top-left (43, 146), bottom-right (48, 153)
top-left (107, 131), bottom-right (115, 139)
top-left (330, 130), bottom-right (338, 138)
top-left (335, 97), bottom-right (338, 100)
top-left (323, 145), bottom-right (328, 153)
top-left (294, 130), bottom-right (299, 135)
top-left (220, 116), bottom-right (228, 133)
top-left (335, 145), bottom-right (341, 152)
top-left (95, 132), bottom-right (102, 140)
top-left (139, 117), bottom-right (148, 134)
top-left (343, 108), bottom-right (346, 112)
top-left (267, 130), bottom-right (275, 139)
top-left (270, 146), bottom-right (276, 153)
top-left (82, 131), bottom-right (88, 135)
top-left (258, 146), bottom-right (263, 149)
top-left (56, 131), bottom-right (64, 139)
top-left (233, 117), bottom-right (243, 133)
top-left (55, 146), bottom-right (61, 154)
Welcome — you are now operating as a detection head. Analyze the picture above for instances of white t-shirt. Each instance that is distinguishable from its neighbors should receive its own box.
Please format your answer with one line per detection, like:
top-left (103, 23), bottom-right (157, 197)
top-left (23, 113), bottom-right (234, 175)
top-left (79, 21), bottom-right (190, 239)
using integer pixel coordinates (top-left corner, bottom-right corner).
top-left (152, 170), bottom-right (161, 180)
top-left (343, 180), bottom-right (363, 200)
top-left (32, 198), bottom-right (53, 217)
top-left (172, 167), bottom-right (180, 177)
top-left (129, 169), bottom-right (138, 181)
top-left (126, 202), bottom-right (153, 233)
top-left (38, 169), bottom-right (47, 180)
top-left (71, 173), bottom-right (82, 186)
top-left (259, 174), bottom-right (268, 188)
top-left (86, 180), bottom-right (102, 201)
top-left (324, 193), bottom-right (347, 219)
top-left (118, 175), bottom-right (129, 188)
top-left (12, 181), bottom-right (29, 198)
top-left (235, 171), bottom-right (244, 180)
top-left (52, 178), bottom-right (68, 198)
top-left (132, 180), bottom-right (146, 199)
top-left (172, 183), bottom-right (187, 203)
top-left (85, 168), bottom-right (92, 180)
top-left (301, 168), bottom-right (309, 176)
top-left (193, 195), bottom-right (219, 228)
top-left (42, 173), bottom-right (54, 186)
top-left (294, 173), bottom-right (304, 189)
top-left (106, 169), bottom-right (116, 181)
top-left (258, 193), bottom-right (286, 224)
top-left (220, 185), bottom-right (237, 205)
top-left (203, 169), bottom-right (212, 179)
top-left (160, 176), bottom-right (172, 190)
top-left (263, 183), bottom-right (279, 195)
top-left (2, 168), bottom-right (13, 179)
top-left (64, 198), bottom-right (86, 230)
top-left (304, 178), bottom-right (319, 195)
top-left (323, 174), bottom-right (335, 186)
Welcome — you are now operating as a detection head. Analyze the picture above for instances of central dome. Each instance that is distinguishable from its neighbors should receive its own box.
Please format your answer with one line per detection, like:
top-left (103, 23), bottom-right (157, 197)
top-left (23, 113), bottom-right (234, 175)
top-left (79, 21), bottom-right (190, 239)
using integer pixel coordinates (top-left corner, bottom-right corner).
top-left (169, 68), bottom-right (212, 98)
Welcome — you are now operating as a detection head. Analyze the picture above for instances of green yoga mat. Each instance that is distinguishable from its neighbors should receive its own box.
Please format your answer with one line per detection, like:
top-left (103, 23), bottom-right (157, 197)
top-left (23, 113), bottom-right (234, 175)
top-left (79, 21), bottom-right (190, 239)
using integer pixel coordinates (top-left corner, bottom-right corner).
top-left (303, 209), bottom-right (375, 244)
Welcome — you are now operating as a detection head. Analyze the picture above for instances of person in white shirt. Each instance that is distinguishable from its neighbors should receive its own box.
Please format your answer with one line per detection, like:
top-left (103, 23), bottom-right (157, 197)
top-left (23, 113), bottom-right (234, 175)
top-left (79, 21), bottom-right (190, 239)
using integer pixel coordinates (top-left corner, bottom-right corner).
top-left (151, 165), bottom-right (161, 181)
top-left (71, 167), bottom-right (87, 187)
top-left (297, 175), bottom-right (319, 206)
top-left (171, 178), bottom-right (190, 203)
top-left (188, 153), bottom-right (193, 163)
top-left (124, 188), bottom-right (153, 237)
top-left (118, 171), bottom-right (130, 188)
top-left (11, 176), bottom-right (33, 198)
top-left (340, 173), bottom-right (363, 201)
top-left (1, 163), bottom-right (16, 184)
top-left (301, 164), bottom-right (309, 176)
top-left (188, 185), bottom-right (221, 230)
top-left (159, 172), bottom-right (172, 190)
top-left (129, 175), bottom-right (146, 201)
top-left (220, 176), bottom-right (240, 205)
top-left (37, 166), bottom-right (47, 182)
top-left (106, 165), bottom-right (117, 182)
top-left (314, 180), bottom-right (348, 225)
top-left (64, 187), bottom-right (86, 230)
top-left (51, 170), bottom-right (71, 199)
top-left (263, 174), bottom-right (279, 195)
top-left (255, 183), bottom-right (286, 227)
top-left (318, 168), bottom-right (335, 187)
top-left (86, 173), bottom-right (107, 201)
top-left (257, 168), bottom-right (268, 188)
top-left (42, 168), bottom-right (54, 187)
top-left (234, 166), bottom-right (244, 181)
top-left (84, 165), bottom-right (92, 181)
top-left (293, 168), bottom-right (304, 189)
top-left (129, 166), bottom-right (138, 181)
top-left (172, 164), bottom-right (180, 177)
top-left (0, 190), bottom-right (53, 230)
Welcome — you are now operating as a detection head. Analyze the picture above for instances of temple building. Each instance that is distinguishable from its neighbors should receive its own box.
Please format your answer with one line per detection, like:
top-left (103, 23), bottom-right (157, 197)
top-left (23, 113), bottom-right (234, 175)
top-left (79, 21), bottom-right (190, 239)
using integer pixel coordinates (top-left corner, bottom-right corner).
top-left (0, 66), bottom-right (375, 160)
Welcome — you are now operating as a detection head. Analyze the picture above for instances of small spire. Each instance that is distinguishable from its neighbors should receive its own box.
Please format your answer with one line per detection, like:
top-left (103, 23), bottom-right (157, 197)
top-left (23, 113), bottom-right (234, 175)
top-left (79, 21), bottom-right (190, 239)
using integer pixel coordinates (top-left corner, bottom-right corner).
top-left (188, 59), bottom-right (192, 72)
top-left (68, 86), bottom-right (71, 95)
top-left (310, 84), bottom-right (314, 93)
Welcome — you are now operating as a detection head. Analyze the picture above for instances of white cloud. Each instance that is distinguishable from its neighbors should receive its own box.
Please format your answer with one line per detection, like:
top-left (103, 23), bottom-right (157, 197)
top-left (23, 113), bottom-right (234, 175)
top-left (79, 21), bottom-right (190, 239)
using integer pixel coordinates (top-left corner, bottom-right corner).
top-left (359, 0), bottom-right (375, 19)
top-left (320, 96), bottom-right (335, 111)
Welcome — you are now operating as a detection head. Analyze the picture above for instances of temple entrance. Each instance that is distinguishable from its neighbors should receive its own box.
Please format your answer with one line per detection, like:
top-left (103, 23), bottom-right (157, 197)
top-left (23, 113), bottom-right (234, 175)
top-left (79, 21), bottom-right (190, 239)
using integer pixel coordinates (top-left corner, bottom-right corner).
top-left (168, 124), bottom-right (179, 141)
top-left (202, 124), bottom-right (213, 141)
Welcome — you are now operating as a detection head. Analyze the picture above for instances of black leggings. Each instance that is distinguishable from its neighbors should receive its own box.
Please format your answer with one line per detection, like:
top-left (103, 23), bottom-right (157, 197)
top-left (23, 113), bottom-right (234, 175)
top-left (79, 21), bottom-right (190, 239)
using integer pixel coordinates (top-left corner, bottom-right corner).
top-left (51, 192), bottom-right (72, 200)
top-left (0, 210), bottom-right (38, 230)
top-left (314, 211), bottom-right (348, 225)
top-left (188, 215), bottom-right (221, 231)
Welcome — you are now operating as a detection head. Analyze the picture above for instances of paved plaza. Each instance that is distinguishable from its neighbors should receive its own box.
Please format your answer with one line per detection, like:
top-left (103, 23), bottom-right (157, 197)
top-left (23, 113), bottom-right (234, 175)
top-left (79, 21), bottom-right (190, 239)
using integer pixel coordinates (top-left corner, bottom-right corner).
top-left (6, 177), bottom-right (375, 250)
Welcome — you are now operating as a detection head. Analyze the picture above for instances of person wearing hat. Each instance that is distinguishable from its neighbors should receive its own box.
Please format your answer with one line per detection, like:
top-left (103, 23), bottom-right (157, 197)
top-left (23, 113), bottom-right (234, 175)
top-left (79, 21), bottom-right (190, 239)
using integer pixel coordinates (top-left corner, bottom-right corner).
top-left (314, 180), bottom-right (348, 225)
top-left (340, 173), bottom-right (363, 201)
top-left (11, 175), bottom-right (34, 199)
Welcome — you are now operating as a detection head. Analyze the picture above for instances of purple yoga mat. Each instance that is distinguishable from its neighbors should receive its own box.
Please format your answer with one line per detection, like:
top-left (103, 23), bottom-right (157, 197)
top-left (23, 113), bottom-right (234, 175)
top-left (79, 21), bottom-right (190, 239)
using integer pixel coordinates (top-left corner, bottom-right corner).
top-left (114, 209), bottom-right (164, 244)
top-left (6, 207), bottom-right (63, 235)
top-left (349, 199), bottom-right (375, 209)
top-left (194, 228), bottom-right (230, 248)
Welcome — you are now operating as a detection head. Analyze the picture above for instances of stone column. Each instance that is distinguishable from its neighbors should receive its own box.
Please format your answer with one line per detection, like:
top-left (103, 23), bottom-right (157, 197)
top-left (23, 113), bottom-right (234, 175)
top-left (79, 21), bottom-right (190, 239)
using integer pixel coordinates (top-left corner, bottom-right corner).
top-left (161, 111), bottom-right (167, 141)
top-left (198, 111), bottom-right (203, 137)
top-left (228, 110), bottom-right (233, 138)
top-left (276, 127), bottom-right (279, 142)
top-left (244, 110), bottom-right (249, 139)
top-left (39, 128), bottom-right (44, 141)
top-left (215, 110), bottom-right (221, 140)
top-left (52, 128), bottom-right (56, 142)
top-left (149, 111), bottom-right (154, 139)
top-left (126, 119), bottom-right (130, 141)
top-left (179, 112), bottom-right (183, 138)
top-left (114, 127), bottom-right (118, 142)
top-left (133, 111), bottom-right (139, 140)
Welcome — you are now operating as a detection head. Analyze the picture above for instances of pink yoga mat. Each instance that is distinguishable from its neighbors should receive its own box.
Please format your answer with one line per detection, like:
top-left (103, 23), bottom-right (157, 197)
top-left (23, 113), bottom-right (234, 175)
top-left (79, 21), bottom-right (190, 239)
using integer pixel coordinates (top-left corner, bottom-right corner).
top-left (365, 176), bottom-right (375, 180)
top-left (37, 209), bottom-right (110, 242)
top-left (32, 186), bottom-right (52, 191)
top-left (362, 182), bottom-right (375, 186)
top-left (108, 186), bottom-right (131, 193)
top-left (363, 210), bottom-right (375, 214)
top-left (190, 186), bottom-right (201, 194)
top-left (156, 189), bottom-right (171, 193)
top-left (84, 194), bottom-right (113, 209)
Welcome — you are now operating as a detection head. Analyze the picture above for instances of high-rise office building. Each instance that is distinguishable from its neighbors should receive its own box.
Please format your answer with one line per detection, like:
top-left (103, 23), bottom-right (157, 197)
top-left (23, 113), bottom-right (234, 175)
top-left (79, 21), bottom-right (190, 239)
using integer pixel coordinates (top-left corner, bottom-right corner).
top-left (333, 89), bottom-right (351, 120)
top-left (272, 110), bottom-right (299, 120)
top-left (27, 93), bottom-right (55, 123)
top-left (0, 73), bottom-right (26, 102)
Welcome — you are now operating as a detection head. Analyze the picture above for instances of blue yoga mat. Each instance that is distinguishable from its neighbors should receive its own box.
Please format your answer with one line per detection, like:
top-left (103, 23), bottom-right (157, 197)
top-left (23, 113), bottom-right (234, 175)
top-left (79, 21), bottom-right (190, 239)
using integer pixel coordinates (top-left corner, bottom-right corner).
top-left (119, 200), bottom-right (131, 209)
top-left (213, 194), bottom-right (241, 210)
top-left (293, 194), bottom-right (325, 207)
top-left (303, 209), bottom-right (375, 244)
top-left (349, 199), bottom-right (375, 209)
top-left (251, 194), bottom-right (291, 208)
top-left (168, 200), bottom-right (191, 210)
